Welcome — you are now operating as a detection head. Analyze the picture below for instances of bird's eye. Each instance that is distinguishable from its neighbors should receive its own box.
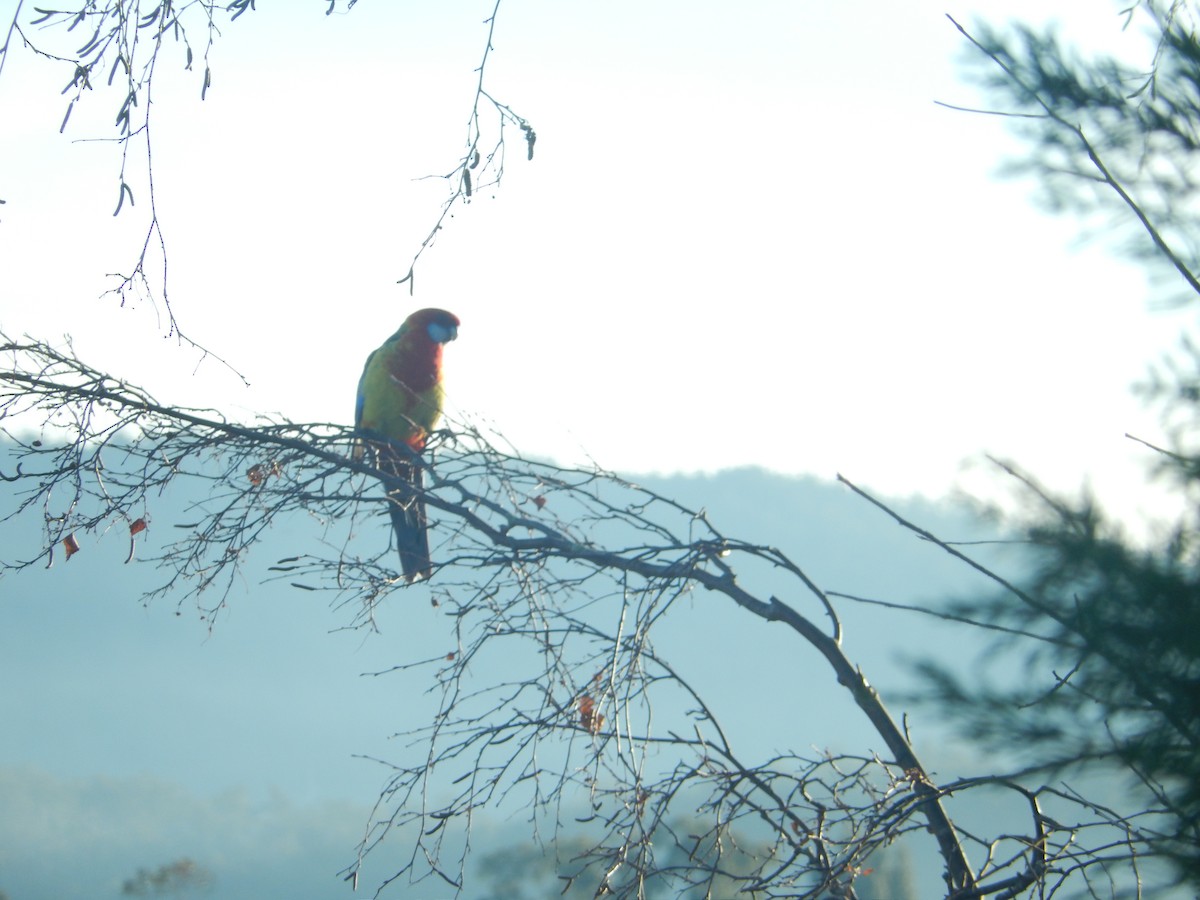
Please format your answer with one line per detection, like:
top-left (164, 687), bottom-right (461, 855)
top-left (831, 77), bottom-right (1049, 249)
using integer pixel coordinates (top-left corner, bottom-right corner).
top-left (428, 322), bottom-right (458, 343)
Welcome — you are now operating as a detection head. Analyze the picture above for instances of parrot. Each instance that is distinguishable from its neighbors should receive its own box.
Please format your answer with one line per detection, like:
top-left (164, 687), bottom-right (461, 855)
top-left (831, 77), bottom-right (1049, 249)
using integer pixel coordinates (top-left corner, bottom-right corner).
top-left (354, 308), bottom-right (460, 582)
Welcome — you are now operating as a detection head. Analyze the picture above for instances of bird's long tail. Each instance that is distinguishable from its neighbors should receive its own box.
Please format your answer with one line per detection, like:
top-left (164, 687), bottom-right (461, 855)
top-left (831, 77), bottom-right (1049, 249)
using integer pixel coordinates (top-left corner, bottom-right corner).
top-left (377, 445), bottom-right (432, 583)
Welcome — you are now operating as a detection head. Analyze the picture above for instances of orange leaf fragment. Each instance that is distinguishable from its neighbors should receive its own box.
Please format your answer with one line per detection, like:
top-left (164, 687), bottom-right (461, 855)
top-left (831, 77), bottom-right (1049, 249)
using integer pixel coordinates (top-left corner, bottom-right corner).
top-left (129, 517), bottom-right (148, 536)
top-left (246, 461), bottom-right (282, 486)
top-left (63, 533), bottom-right (80, 559)
top-left (533, 495), bottom-right (546, 509)
top-left (578, 695), bottom-right (604, 734)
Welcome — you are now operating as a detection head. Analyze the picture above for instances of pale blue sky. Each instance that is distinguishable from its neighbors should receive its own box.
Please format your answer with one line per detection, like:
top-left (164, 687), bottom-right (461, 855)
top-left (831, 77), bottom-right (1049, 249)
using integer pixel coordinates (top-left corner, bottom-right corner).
top-left (1, 1), bottom-right (1188, 514)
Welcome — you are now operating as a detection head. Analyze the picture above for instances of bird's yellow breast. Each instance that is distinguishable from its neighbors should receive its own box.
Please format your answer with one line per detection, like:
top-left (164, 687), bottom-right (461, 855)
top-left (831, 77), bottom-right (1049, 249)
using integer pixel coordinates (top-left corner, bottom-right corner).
top-left (357, 350), bottom-right (445, 449)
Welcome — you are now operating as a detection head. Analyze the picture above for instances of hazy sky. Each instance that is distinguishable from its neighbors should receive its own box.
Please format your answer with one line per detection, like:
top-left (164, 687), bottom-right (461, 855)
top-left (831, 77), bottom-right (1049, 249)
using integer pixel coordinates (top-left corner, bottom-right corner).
top-left (2, 0), bottom-right (1188, 515)
top-left (1, 2), bottom-right (1192, 897)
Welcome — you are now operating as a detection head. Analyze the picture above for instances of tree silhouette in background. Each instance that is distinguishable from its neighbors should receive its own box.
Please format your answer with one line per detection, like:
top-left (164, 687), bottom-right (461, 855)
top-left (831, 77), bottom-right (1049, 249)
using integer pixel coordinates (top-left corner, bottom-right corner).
top-left (121, 857), bottom-right (214, 897)
top-left (925, 1), bottom-right (1200, 891)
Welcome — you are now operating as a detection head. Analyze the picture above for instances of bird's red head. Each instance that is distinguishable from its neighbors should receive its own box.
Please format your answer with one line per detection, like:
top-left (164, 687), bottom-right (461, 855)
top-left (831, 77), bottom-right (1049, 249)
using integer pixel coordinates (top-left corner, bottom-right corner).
top-left (405, 308), bottom-right (460, 345)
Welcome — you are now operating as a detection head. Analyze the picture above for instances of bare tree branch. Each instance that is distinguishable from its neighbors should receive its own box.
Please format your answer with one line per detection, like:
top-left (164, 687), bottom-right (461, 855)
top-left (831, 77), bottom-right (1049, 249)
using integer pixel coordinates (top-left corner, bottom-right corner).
top-left (1, 333), bottom-right (1171, 897)
top-left (3, 2), bottom-right (533, 357)
top-left (397, 0), bottom-right (535, 292)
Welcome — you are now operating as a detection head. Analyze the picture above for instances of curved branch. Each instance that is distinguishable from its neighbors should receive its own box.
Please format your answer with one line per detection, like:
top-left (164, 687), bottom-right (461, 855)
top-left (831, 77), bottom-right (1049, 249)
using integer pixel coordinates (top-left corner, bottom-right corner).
top-left (18, 335), bottom-right (1168, 897)
top-left (947, 13), bottom-right (1200, 299)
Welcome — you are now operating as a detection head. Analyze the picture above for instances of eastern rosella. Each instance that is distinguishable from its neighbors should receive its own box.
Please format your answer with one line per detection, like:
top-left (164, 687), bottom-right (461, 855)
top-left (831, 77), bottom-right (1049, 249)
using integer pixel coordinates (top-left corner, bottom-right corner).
top-left (355, 308), bottom-right (460, 582)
